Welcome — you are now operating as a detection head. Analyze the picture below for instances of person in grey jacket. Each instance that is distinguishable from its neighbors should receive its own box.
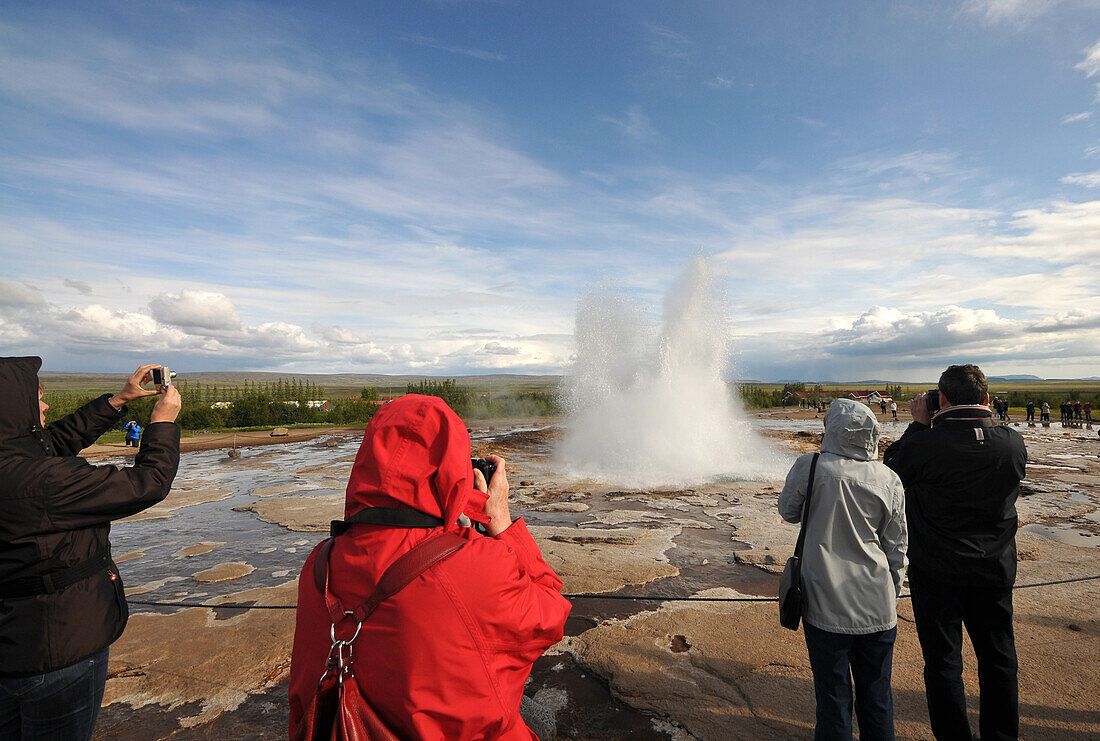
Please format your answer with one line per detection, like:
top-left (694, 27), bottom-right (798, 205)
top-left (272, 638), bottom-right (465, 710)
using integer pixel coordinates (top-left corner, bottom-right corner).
top-left (779, 398), bottom-right (907, 741)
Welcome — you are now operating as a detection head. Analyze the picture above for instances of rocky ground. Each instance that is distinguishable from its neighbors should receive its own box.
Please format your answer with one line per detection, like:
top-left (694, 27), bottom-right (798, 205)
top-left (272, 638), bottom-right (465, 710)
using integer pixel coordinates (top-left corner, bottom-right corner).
top-left (89, 412), bottom-right (1099, 740)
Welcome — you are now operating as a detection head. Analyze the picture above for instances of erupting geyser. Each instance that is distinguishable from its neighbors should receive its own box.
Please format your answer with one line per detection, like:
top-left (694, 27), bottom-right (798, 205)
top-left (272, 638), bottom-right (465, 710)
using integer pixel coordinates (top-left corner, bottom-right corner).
top-left (559, 257), bottom-right (789, 486)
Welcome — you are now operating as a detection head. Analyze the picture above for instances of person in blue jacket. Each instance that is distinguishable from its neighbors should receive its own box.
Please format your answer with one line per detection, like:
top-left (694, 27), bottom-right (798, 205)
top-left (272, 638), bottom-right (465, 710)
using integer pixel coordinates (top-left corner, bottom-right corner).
top-left (123, 420), bottom-right (141, 447)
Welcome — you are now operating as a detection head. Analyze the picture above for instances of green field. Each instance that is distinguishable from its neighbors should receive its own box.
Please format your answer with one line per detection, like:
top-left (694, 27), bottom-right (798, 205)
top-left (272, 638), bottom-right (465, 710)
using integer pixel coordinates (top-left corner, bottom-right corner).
top-left (38, 372), bottom-right (564, 434)
top-left (38, 371), bottom-right (560, 398)
top-left (38, 372), bottom-right (1099, 432)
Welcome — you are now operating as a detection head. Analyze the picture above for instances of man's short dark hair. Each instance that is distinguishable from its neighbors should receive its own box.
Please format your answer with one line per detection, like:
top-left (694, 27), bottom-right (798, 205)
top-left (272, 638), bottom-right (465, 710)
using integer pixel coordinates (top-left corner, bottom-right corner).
top-left (938, 364), bottom-right (988, 406)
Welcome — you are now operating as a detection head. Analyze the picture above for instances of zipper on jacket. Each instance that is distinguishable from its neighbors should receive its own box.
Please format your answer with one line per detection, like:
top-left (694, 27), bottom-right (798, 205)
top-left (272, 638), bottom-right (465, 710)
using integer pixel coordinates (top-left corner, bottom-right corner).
top-left (31, 424), bottom-right (53, 455)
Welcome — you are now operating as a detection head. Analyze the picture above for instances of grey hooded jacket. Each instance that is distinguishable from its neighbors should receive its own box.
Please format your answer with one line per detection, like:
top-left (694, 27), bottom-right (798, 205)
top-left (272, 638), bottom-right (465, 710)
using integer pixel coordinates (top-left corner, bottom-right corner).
top-left (778, 399), bottom-right (907, 635)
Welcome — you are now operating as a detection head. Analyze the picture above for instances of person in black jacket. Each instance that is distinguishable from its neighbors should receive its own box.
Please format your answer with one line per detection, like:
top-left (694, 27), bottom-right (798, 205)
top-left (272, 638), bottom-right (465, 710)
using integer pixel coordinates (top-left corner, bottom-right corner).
top-left (884, 364), bottom-right (1026, 741)
top-left (0, 357), bottom-right (181, 741)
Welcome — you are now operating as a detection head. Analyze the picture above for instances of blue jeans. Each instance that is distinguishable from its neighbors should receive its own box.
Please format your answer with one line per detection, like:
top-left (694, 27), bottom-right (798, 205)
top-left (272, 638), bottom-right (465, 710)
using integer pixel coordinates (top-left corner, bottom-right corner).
top-left (0, 648), bottom-right (108, 741)
top-left (804, 622), bottom-right (896, 741)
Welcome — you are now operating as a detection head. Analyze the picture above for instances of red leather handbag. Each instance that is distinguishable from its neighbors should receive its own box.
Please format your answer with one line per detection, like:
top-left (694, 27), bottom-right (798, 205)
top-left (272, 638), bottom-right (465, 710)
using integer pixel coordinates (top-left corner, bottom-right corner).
top-left (292, 532), bottom-right (466, 741)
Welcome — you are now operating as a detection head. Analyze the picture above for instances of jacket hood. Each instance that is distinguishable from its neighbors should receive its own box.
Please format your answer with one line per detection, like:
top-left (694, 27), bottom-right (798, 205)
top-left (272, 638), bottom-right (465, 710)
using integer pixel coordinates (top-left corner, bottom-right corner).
top-left (343, 394), bottom-right (488, 527)
top-left (821, 398), bottom-right (879, 461)
top-left (0, 356), bottom-right (42, 449)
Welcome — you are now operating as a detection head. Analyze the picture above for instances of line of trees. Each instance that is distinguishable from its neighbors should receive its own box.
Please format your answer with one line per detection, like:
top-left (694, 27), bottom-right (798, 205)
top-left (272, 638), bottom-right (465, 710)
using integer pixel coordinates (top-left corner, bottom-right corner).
top-left (406, 379), bottom-right (561, 418)
top-left (42, 379), bottom-right (380, 432)
top-left (40, 377), bottom-right (565, 433)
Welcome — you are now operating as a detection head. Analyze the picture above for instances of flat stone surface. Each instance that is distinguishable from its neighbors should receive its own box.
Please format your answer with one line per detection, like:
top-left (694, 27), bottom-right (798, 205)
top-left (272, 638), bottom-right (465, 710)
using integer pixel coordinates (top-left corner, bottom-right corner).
top-left (193, 562), bottom-right (255, 584)
top-left (174, 542), bottom-right (225, 558)
top-left (234, 494), bottom-right (344, 532)
top-left (120, 488), bottom-right (233, 522)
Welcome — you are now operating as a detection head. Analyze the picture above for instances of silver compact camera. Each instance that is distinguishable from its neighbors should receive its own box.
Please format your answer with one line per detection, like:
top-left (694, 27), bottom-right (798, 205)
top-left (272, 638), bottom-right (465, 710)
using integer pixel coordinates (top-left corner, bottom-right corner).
top-left (150, 366), bottom-right (177, 387)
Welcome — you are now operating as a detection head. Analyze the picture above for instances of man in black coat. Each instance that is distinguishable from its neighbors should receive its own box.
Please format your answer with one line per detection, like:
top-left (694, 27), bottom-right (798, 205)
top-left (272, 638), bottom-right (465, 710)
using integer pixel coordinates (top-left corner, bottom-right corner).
top-left (0, 357), bottom-right (181, 741)
top-left (884, 364), bottom-right (1027, 741)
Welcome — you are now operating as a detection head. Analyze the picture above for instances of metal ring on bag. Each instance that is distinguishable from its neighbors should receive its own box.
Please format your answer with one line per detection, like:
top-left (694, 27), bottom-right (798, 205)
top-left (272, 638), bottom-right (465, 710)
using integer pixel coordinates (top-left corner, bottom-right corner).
top-left (330, 619), bottom-right (363, 645)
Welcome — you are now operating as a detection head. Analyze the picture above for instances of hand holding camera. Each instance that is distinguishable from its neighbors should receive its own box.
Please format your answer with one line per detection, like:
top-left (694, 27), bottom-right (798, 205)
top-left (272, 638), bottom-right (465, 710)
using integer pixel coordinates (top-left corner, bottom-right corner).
top-left (150, 384), bottom-right (182, 424)
top-left (108, 364), bottom-right (182, 423)
top-left (911, 390), bottom-right (937, 426)
top-left (471, 454), bottom-right (511, 536)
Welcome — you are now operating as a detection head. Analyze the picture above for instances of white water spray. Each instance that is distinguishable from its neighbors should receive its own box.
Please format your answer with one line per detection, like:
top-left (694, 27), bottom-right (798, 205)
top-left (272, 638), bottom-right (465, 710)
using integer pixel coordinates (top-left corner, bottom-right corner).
top-left (559, 257), bottom-right (790, 487)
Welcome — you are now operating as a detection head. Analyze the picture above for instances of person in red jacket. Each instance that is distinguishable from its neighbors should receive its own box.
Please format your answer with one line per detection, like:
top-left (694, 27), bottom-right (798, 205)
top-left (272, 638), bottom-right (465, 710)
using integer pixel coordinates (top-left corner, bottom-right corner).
top-left (289, 394), bottom-right (571, 740)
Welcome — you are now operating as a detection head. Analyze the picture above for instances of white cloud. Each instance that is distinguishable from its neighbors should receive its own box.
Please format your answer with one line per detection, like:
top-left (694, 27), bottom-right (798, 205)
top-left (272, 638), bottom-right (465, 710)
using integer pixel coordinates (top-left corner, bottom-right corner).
top-left (646, 24), bottom-right (692, 60)
top-left (704, 76), bottom-right (732, 90)
top-left (989, 200), bottom-right (1100, 260)
top-left (1031, 309), bottom-right (1100, 331)
top-left (964, 0), bottom-right (1057, 25)
top-left (1061, 171), bottom-right (1100, 188)
top-left (1076, 38), bottom-right (1100, 78)
top-left (824, 305), bottom-right (1020, 357)
top-left (834, 150), bottom-right (964, 184)
top-left (0, 278), bottom-right (46, 308)
top-left (241, 322), bottom-right (323, 354)
top-left (322, 326), bottom-right (372, 345)
top-left (149, 290), bottom-right (242, 331)
top-left (63, 278), bottom-right (93, 295)
top-left (400, 35), bottom-right (506, 62)
top-left (599, 106), bottom-right (656, 141)
top-left (481, 341), bottom-right (521, 355)
top-left (1062, 111), bottom-right (1093, 124)
top-left (53, 305), bottom-right (177, 345)
top-left (0, 315), bottom-right (32, 344)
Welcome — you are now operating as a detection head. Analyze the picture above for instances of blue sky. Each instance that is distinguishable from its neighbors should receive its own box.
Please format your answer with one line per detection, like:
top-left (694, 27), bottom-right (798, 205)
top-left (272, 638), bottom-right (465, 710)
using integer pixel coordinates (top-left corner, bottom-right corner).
top-left (1, 0), bottom-right (1098, 381)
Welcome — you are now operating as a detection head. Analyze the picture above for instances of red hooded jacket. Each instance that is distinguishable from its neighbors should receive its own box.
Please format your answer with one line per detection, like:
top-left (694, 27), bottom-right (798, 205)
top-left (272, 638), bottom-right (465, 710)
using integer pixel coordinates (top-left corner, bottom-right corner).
top-left (289, 395), bottom-right (571, 740)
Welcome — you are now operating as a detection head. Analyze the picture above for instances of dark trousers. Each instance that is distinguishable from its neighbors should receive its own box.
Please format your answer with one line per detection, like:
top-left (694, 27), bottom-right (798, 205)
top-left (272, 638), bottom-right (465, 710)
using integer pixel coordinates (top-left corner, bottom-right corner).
top-left (908, 574), bottom-right (1018, 741)
top-left (804, 622), bottom-right (897, 741)
top-left (0, 648), bottom-right (108, 741)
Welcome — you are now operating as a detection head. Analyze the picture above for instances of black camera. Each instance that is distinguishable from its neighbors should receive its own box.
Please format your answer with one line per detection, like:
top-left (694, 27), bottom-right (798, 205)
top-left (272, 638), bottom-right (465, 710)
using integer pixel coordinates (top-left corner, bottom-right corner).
top-left (925, 388), bottom-right (941, 414)
top-left (151, 366), bottom-right (177, 387)
top-left (471, 457), bottom-right (496, 485)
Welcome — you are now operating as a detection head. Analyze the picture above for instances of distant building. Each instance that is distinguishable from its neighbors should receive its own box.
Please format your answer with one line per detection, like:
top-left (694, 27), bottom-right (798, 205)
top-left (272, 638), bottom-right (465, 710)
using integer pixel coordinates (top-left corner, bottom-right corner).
top-left (845, 390), bottom-right (892, 406)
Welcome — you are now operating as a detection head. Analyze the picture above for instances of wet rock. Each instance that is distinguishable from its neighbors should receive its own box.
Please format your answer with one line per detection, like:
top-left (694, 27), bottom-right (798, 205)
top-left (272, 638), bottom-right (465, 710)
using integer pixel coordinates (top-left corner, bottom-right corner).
top-left (531, 526), bottom-right (680, 594)
top-left (730, 549), bottom-right (784, 573)
top-left (121, 488), bottom-right (233, 522)
top-left (193, 562), bottom-right (255, 584)
top-left (102, 581), bottom-right (296, 728)
top-left (249, 483), bottom-right (308, 498)
top-left (537, 501), bottom-right (591, 513)
top-left (270, 427), bottom-right (289, 437)
top-left (565, 587), bottom-right (815, 739)
top-left (174, 542), bottom-right (226, 559)
top-left (581, 510), bottom-right (713, 529)
top-left (127, 576), bottom-right (187, 596)
top-left (235, 494), bottom-right (343, 532)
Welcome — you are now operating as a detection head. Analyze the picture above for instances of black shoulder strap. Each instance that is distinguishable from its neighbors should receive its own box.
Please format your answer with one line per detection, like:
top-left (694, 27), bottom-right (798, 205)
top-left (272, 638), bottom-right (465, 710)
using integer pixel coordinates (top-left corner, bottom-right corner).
top-left (792, 453), bottom-right (820, 561)
top-left (330, 507), bottom-right (445, 536)
top-left (0, 552), bottom-right (110, 600)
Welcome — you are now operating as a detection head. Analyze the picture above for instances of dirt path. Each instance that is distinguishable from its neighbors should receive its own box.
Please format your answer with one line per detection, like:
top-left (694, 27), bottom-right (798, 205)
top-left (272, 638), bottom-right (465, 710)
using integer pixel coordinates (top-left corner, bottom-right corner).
top-left (82, 426), bottom-right (366, 460)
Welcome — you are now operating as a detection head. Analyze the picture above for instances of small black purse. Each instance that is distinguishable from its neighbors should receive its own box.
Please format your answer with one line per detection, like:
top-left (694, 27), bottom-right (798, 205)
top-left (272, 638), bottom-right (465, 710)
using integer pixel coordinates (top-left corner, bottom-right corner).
top-left (779, 452), bottom-right (820, 631)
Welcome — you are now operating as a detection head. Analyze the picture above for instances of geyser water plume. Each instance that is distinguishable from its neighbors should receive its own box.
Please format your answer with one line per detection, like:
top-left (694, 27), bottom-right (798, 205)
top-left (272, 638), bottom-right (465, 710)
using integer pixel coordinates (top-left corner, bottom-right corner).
top-left (559, 257), bottom-right (790, 487)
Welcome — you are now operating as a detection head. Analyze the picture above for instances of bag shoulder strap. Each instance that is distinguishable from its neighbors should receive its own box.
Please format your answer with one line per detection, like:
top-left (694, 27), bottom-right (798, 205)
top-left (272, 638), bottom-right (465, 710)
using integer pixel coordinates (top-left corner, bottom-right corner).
top-left (316, 532), bottom-right (466, 626)
top-left (791, 453), bottom-right (820, 561)
top-left (330, 507), bottom-right (445, 536)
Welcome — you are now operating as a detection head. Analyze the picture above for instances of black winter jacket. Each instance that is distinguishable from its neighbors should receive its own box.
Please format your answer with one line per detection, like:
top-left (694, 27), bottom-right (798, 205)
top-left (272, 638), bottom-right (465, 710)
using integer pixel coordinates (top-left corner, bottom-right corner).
top-left (0, 356), bottom-right (180, 676)
top-left (883, 406), bottom-right (1026, 590)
